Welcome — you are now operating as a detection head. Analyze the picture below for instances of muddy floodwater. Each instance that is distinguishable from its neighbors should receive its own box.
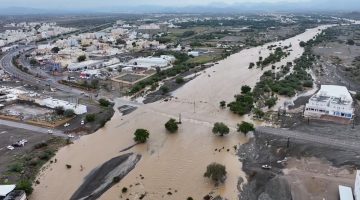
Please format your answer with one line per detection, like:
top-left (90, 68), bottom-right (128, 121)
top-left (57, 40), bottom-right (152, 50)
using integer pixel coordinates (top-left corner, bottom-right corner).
top-left (31, 25), bottom-right (331, 200)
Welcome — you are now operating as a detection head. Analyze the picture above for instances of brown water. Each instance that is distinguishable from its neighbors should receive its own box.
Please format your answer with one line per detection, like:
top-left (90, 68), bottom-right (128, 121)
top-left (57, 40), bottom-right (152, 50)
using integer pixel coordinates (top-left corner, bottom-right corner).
top-left (31, 25), bottom-right (331, 200)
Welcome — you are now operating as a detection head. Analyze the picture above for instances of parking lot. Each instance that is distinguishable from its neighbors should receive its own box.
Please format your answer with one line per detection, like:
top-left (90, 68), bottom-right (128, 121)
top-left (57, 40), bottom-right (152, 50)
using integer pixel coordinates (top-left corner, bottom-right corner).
top-left (0, 124), bottom-right (52, 182)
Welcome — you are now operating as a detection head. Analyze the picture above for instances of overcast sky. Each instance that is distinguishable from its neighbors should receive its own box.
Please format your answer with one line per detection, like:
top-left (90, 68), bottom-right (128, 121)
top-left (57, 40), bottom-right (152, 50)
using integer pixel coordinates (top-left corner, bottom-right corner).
top-left (0, 0), bottom-right (311, 8)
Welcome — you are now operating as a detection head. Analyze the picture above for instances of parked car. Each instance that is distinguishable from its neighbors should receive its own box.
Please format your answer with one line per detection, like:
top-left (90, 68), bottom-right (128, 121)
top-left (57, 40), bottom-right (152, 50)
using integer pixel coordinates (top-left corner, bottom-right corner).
top-left (7, 146), bottom-right (14, 150)
top-left (67, 134), bottom-right (75, 138)
top-left (81, 120), bottom-right (84, 125)
top-left (261, 165), bottom-right (272, 170)
top-left (64, 123), bottom-right (70, 127)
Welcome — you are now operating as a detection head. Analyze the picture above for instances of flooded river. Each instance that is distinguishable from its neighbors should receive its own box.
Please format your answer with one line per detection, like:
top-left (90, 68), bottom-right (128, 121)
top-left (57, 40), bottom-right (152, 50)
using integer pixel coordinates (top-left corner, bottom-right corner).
top-left (31, 25), bottom-right (331, 200)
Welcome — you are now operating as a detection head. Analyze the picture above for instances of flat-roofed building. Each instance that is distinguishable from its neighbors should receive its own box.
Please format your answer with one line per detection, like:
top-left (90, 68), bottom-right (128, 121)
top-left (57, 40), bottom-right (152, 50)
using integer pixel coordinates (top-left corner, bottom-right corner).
top-left (304, 85), bottom-right (354, 122)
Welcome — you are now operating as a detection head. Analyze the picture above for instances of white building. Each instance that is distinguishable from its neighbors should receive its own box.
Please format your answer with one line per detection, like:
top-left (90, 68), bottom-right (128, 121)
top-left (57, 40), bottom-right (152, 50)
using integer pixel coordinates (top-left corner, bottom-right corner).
top-left (339, 185), bottom-right (354, 200)
top-left (35, 98), bottom-right (87, 115)
top-left (355, 170), bottom-right (360, 200)
top-left (129, 56), bottom-right (173, 70)
top-left (68, 60), bottom-right (104, 72)
top-left (304, 85), bottom-right (354, 120)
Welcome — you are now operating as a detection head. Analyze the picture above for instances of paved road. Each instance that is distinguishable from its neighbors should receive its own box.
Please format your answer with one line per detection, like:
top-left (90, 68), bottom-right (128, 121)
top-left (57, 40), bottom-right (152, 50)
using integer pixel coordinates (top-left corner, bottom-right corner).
top-left (256, 126), bottom-right (360, 151)
top-left (0, 46), bottom-right (85, 96)
top-left (0, 119), bottom-right (66, 138)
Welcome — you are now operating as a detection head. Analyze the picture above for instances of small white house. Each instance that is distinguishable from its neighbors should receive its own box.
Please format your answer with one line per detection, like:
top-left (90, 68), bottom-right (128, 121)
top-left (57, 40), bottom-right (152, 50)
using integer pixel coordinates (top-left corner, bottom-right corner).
top-left (355, 170), bottom-right (360, 200)
top-left (188, 51), bottom-right (200, 57)
top-left (35, 98), bottom-right (87, 115)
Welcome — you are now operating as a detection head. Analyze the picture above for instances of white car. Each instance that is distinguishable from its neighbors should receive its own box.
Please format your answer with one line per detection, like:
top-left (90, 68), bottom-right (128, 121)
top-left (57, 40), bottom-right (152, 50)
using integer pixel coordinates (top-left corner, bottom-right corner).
top-left (7, 146), bottom-right (15, 150)
top-left (81, 120), bottom-right (84, 125)
top-left (67, 134), bottom-right (75, 138)
top-left (64, 123), bottom-right (70, 127)
top-left (47, 129), bottom-right (53, 134)
top-left (261, 165), bottom-right (272, 170)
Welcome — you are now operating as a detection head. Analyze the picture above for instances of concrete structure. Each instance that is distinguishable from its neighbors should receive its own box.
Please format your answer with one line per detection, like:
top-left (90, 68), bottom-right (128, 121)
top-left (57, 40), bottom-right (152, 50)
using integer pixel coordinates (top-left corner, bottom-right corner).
top-left (339, 185), bottom-right (354, 200)
top-left (0, 185), bottom-right (15, 197)
top-left (35, 98), bottom-right (87, 115)
top-left (355, 170), bottom-right (360, 200)
top-left (304, 85), bottom-right (354, 120)
top-left (67, 60), bottom-right (103, 72)
top-left (128, 56), bottom-right (173, 70)
top-left (188, 51), bottom-right (200, 57)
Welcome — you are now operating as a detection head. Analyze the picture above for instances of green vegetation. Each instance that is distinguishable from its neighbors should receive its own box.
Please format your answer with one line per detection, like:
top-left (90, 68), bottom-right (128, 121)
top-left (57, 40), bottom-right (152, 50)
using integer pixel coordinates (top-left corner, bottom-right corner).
top-left (241, 85), bottom-right (252, 94)
top-left (64, 109), bottom-right (75, 117)
top-left (55, 106), bottom-right (65, 115)
top-left (259, 47), bottom-right (287, 67)
top-left (356, 92), bottom-right (360, 101)
top-left (175, 77), bottom-right (184, 84)
top-left (237, 122), bottom-right (255, 135)
top-left (51, 46), bottom-right (60, 53)
top-left (212, 122), bottom-right (230, 136)
top-left (85, 114), bottom-right (96, 122)
top-left (265, 97), bottom-right (277, 108)
top-left (122, 187), bottom-right (128, 193)
top-left (9, 163), bottom-right (24, 173)
top-left (228, 92), bottom-right (254, 116)
top-left (182, 30), bottom-right (196, 37)
top-left (165, 118), bottom-right (178, 133)
top-left (99, 98), bottom-right (111, 107)
top-left (160, 85), bottom-right (169, 94)
top-left (16, 179), bottom-right (33, 194)
top-left (347, 39), bottom-right (355, 45)
top-left (133, 129), bottom-right (150, 143)
top-left (204, 163), bottom-right (227, 184)
top-left (219, 100), bottom-right (226, 108)
top-left (77, 55), bottom-right (86, 62)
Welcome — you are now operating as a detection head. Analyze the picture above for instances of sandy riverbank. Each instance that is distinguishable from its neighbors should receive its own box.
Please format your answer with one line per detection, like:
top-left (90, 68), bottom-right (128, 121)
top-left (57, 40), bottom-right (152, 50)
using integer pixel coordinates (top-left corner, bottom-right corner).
top-left (31, 25), bottom-right (330, 200)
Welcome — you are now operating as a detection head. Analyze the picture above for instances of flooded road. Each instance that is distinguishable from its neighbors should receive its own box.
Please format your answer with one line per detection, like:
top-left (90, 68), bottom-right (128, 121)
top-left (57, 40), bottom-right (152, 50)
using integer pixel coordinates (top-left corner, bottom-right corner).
top-left (31, 25), bottom-right (331, 200)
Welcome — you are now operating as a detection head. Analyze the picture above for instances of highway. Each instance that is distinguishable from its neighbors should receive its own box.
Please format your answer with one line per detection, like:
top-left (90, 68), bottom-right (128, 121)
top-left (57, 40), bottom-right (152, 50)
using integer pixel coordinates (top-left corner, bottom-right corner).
top-left (0, 46), bottom-right (84, 96)
top-left (256, 126), bottom-right (360, 151)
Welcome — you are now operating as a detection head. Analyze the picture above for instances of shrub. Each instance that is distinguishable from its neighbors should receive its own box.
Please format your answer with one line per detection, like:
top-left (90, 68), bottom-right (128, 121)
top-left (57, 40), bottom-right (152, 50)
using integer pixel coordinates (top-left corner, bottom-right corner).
top-left (55, 106), bottom-right (65, 115)
top-left (175, 77), bottom-right (184, 84)
top-left (212, 122), bottom-right (230, 136)
top-left (16, 179), bottom-right (33, 195)
top-left (241, 85), bottom-right (252, 94)
top-left (165, 118), bottom-right (178, 133)
top-left (99, 98), bottom-right (111, 107)
top-left (9, 163), bottom-right (23, 173)
top-left (219, 101), bottom-right (226, 108)
top-left (299, 41), bottom-right (306, 47)
top-left (77, 55), bottom-right (86, 62)
top-left (85, 114), bottom-right (96, 122)
top-left (303, 80), bottom-right (313, 88)
top-left (122, 187), bottom-right (128, 193)
top-left (253, 108), bottom-right (265, 119)
top-left (133, 129), bottom-right (150, 143)
top-left (187, 197), bottom-right (194, 200)
top-left (265, 97), bottom-right (277, 108)
top-left (204, 163), bottom-right (227, 183)
top-left (237, 122), bottom-right (255, 135)
top-left (113, 176), bottom-right (120, 183)
top-left (34, 142), bottom-right (48, 149)
top-left (160, 86), bottom-right (169, 94)
top-left (66, 164), bottom-right (72, 169)
top-left (64, 109), bottom-right (75, 117)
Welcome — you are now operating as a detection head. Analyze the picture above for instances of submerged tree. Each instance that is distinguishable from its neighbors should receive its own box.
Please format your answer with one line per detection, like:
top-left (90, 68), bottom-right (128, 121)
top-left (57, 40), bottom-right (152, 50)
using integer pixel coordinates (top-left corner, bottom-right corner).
top-left (133, 129), bottom-right (150, 143)
top-left (204, 163), bottom-right (227, 184)
top-left (165, 118), bottom-right (178, 133)
top-left (212, 122), bottom-right (230, 136)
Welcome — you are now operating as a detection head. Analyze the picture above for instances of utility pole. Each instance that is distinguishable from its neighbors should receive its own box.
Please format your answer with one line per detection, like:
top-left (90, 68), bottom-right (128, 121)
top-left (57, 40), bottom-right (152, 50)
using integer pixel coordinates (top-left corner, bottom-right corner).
top-left (178, 113), bottom-right (182, 124)
top-left (193, 101), bottom-right (196, 113)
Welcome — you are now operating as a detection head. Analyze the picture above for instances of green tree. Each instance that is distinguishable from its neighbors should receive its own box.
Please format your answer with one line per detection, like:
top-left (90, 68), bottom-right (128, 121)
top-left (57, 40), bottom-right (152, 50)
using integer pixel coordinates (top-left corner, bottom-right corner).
top-left (175, 77), bottom-right (184, 84)
top-left (51, 46), bottom-right (60, 53)
top-left (241, 85), bottom-right (251, 94)
top-left (165, 118), bottom-right (178, 133)
top-left (265, 97), bottom-right (277, 108)
top-left (253, 108), bottom-right (265, 119)
top-left (212, 122), bottom-right (230, 136)
top-left (299, 41), bottom-right (306, 47)
top-left (133, 129), bottom-right (150, 143)
top-left (29, 58), bottom-right (38, 66)
top-left (347, 39), bottom-right (355, 45)
top-left (77, 55), bottom-right (86, 62)
top-left (160, 86), bottom-right (169, 94)
top-left (237, 122), bottom-right (255, 135)
top-left (85, 114), bottom-right (96, 122)
top-left (64, 109), bottom-right (75, 117)
top-left (55, 106), bottom-right (65, 115)
top-left (356, 92), bottom-right (360, 101)
top-left (204, 163), bottom-right (227, 184)
top-left (99, 98), bottom-right (111, 107)
top-left (219, 101), bottom-right (226, 108)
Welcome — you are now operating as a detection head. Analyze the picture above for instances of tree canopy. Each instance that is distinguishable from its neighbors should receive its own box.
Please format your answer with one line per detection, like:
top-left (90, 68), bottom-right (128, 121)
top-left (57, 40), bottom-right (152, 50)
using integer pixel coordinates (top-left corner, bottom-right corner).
top-left (204, 163), bottom-right (227, 184)
top-left (237, 121), bottom-right (255, 135)
top-left (165, 118), bottom-right (178, 133)
top-left (212, 122), bottom-right (230, 136)
top-left (133, 129), bottom-right (150, 143)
